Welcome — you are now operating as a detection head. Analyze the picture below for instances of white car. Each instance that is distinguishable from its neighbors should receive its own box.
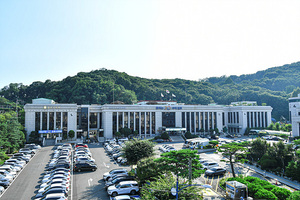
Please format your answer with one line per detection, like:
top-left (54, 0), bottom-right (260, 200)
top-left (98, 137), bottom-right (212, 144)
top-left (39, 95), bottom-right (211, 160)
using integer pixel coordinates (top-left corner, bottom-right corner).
top-left (74, 156), bottom-right (95, 164)
top-left (42, 175), bottom-right (70, 184)
top-left (43, 171), bottom-right (70, 179)
top-left (107, 181), bottom-right (139, 197)
top-left (103, 169), bottom-right (128, 181)
top-left (35, 192), bottom-right (68, 200)
top-left (38, 183), bottom-right (69, 194)
top-left (0, 170), bottom-right (16, 179)
top-left (202, 162), bottom-right (219, 170)
top-left (40, 179), bottom-right (70, 189)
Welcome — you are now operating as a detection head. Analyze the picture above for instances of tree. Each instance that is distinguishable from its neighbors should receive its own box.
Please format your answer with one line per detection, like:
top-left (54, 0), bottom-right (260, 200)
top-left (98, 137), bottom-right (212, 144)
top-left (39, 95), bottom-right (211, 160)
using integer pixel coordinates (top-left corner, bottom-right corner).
top-left (122, 138), bottom-right (155, 165)
top-left (155, 149), bottom-right (203, 181)
top-left (62, 132), bottom-right (68, 140)
top-left (288, 191), bottom-right (300, 200)
top-left (254, 189), bottom-right (277, 200)
top-left (271, 187), bottom-right (291, 200)
top-left (136, 157), bottom-right (162, 184)
top-left (119, 127), bottom-right (132, 137)
top-left (249, 137), bottom-right (269, 161)
top-left (68, 130), bottom-right (75, 140)
top-left (140, 174), bottom-right (202, 200)
top-left (209, 140), bottom-right (219, 148)
top-left (217, 142), bottom-right (248, 177)
top-left (115, 131), bottom-right (121, 138)
top-left (161, 132), bottom-right (170, 140)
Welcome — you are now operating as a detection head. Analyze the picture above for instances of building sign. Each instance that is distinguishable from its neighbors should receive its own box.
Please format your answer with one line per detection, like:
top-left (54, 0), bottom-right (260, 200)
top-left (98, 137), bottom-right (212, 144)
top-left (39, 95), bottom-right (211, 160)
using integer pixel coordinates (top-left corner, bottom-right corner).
top-left (38, 130), bottom-right (63, 134)
top-left (156, 106), bottom-right (182, 110)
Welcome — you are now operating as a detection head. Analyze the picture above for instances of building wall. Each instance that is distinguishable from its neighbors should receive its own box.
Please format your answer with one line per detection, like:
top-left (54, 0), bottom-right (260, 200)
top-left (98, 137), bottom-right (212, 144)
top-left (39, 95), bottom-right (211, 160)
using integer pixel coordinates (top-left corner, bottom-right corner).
top-left (24, 99), bottom-right (274, 141)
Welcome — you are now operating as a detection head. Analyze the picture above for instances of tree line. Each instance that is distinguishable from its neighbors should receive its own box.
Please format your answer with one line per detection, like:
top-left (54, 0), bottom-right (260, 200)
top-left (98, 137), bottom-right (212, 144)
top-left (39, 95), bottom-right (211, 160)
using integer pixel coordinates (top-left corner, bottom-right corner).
top-left (2, 62), bottom-right (300, 121)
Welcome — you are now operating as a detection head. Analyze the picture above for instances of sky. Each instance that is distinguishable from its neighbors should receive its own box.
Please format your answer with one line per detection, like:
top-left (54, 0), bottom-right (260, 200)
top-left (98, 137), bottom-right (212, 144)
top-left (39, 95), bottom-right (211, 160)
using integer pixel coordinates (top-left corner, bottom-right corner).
top-left (1, 0), bottom-right (300, 89)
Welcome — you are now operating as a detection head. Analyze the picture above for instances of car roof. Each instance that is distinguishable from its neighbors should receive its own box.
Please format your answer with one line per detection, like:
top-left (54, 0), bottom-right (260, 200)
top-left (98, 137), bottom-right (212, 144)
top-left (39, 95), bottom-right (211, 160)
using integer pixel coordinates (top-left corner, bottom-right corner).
top-left (118, 181), bottom-right (138, 185)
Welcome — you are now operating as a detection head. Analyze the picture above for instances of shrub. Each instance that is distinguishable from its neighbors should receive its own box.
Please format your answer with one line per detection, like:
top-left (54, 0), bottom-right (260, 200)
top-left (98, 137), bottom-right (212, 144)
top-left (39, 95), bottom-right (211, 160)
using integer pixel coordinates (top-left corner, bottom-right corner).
top-left (271, 187), bottom-right (291, 200)
top-left (247, 183), bottom-right (263, 197)
top-left (263, 184), bottom-right (276, 191)
top-left (287, 191), bottom-right (300, 200)
top-left (161, 132), bottom-right (170, 140)
top-left (254, 189), bottom-right (277, 200)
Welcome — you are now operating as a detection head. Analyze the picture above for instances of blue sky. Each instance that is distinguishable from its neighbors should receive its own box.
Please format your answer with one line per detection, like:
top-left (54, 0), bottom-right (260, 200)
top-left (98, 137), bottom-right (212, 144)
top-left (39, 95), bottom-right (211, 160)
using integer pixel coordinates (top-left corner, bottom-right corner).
top-left (1, 0), bottom-right (300, 89)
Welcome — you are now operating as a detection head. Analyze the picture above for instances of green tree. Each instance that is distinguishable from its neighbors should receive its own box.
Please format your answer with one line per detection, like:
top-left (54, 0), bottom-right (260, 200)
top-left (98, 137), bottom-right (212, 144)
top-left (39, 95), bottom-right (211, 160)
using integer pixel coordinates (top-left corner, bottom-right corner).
top-left (114, 131), bottom-right (121, 138)
top-left (271, 187), bottom-right (291, 200)
top-left (122, 138), bottom-right (155, 165)
top-left (249, 137), bottom-right (269, 161)
top-left (140, 174), bottom-right (202, 200)
top-left (119, 127), bottom-right (132, 137)
top-left (254, 189), bottom-right (277, 200)
top-left (209, 140), bottom-right (219, 148)
top-left (68, 130), bottom-right (75, 140)
top-left (136, 157), bottom-right (162, 184)
top-left (217, 142), bottom-right (248, 177)
top-left (287, 191), bottom-right (300, 200)
top-left (155, 149), bottom-right (203, 181)
top-left (161, 132), bottom-right (170, 140)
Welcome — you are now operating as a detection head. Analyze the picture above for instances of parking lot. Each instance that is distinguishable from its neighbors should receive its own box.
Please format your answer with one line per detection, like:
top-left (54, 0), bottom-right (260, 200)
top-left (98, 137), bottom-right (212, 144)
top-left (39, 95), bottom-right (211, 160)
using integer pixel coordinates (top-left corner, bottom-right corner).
top-left (0, 135), bottom-right (289, 200)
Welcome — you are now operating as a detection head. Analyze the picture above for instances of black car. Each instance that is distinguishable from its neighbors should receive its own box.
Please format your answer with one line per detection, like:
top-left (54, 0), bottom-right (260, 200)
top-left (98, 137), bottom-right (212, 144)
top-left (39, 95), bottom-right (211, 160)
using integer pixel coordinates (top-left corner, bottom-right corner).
top-left (0, 181), bottom-right (10, 188)
top-left (105, 176), bottom-right (136, 188)
top-left (205, 167), bottom-right (226, 176)
top-left (74, 163), bottom-right (97, 172)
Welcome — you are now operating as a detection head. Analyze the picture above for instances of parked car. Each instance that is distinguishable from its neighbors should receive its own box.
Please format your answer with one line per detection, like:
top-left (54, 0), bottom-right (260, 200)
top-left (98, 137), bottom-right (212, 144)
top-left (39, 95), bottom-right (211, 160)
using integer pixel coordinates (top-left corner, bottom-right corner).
top-left (74, 163), bottom-right (97, 172)
top-left (75, 143), bottom-right (88, 148)
top-left (35, 192), bottom-right (68, 200)
top-left (201, 162), bottom-right (219, 170)
top-left (205, 167), bottom-right (227, 176)
top-left (37, 184), bottom-right (69, 197)
top-left (40, 179), bottom-right (70, 189)
top-left (103, 169), bottom-right (128, 181)
top-left (0, 186), bottom-right (4, 194)
top-left (105, 176), bottom-right (136, 189)
top-left (107, 181), bottom-right (139, 197)
top-left (19, 148), bottom-right (35, 155)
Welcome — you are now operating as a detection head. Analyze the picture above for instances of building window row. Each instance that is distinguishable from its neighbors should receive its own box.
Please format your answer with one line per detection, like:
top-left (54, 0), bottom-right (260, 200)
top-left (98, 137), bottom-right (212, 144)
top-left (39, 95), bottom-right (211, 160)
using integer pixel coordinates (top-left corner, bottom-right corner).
top-left (181, 112), bottom-right (217, 133)
top-left (112, 112), bottom-right (156, 136)
top-left (246, 111), bottom-right (268, 128)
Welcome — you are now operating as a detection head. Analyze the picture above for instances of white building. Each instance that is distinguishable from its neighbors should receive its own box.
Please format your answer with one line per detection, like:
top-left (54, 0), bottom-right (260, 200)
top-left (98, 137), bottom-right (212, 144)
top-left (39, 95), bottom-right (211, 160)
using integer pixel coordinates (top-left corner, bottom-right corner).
top-left (289, 94), bottom-right (300, 137)
top-left (24, 98), bottom-right (273, 142)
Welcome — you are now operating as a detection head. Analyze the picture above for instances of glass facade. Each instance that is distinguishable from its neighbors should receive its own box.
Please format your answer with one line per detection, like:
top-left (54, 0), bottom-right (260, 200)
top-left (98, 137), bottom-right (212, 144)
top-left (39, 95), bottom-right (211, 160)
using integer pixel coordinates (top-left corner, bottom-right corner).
top-left (42, 112), bottom-right (47, 130)
top-left (49, 112), bottom-right (54, 130)
top-left (162, 112), bottom-right (175, 128)
top-left (35, 112), bottom-right (40, 132)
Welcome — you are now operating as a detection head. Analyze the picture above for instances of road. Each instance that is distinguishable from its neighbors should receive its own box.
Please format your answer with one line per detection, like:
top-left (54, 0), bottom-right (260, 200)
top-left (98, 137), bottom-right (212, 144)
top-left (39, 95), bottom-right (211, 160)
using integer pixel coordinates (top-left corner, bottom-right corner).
top-left (72, 143), bottom-right (130, 200)
top-left (0, 146), bottom-right (53, 200)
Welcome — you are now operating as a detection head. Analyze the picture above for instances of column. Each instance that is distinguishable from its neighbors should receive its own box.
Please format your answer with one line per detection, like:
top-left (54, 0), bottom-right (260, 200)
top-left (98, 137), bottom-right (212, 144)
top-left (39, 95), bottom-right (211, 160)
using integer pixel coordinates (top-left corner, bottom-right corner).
top-left (150, 112), bottom-right (152, 135)
top-left (116, 112), bottom-right (119, 132)
top-left (133, 112), bottom-right (136, 131)
top-left (122, 112), bottom-right (125, 128)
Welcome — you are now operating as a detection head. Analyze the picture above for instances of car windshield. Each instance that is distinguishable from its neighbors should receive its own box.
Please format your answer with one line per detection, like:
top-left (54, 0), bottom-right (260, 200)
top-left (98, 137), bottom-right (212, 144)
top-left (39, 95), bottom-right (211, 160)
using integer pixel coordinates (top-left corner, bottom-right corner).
top-left (210, 167), bottom-right (218, 171)
top-left (115, 184), bottom-right (121, 188)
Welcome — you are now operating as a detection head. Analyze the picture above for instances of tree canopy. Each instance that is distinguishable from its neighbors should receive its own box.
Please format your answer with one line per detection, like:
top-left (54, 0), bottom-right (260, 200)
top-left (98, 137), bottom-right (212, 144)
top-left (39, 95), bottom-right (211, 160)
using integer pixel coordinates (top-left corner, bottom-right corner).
top-left (2, 62), bottom-right (300, 120)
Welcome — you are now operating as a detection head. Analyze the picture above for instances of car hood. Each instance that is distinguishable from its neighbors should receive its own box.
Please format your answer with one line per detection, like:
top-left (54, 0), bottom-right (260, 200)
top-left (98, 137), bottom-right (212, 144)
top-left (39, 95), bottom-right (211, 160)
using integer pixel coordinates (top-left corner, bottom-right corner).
top-left (107, 185), bottom-right (117, 191)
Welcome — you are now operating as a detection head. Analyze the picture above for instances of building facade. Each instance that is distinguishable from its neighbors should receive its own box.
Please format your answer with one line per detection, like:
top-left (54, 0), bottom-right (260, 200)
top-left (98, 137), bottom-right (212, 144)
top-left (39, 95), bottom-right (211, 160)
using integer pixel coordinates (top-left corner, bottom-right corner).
top-left (289, 94), bottom-right (300, 137)
top-left (24, 98), bottom-right (273, 141)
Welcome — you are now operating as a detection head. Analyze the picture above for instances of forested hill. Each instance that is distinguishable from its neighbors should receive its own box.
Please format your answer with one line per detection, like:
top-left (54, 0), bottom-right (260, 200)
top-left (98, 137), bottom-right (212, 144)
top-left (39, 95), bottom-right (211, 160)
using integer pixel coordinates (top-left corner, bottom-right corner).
top-left (1, 62), bottom-right (300, 121)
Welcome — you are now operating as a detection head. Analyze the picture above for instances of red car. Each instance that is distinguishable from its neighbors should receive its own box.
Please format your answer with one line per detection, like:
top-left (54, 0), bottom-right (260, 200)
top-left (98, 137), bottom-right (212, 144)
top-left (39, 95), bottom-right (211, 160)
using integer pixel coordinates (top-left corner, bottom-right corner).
top-left (75, 143), bottom-right (88, 148)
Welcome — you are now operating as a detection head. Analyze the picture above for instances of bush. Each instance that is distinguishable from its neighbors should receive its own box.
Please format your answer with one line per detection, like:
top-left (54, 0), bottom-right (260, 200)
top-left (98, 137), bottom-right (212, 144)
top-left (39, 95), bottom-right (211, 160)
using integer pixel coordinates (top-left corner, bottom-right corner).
top-left (287, 191), bottom-right (300, 200)
top-left (254, 189), bottom-right (277, 200)
top-left (247, 183), bottom-right (263, 197)
top-left (271, 187), bottom-right (291, 200)
top-left (263, 184), bottom-right (276, 191)
top-left (161, 132), bottom-right (170, 140)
